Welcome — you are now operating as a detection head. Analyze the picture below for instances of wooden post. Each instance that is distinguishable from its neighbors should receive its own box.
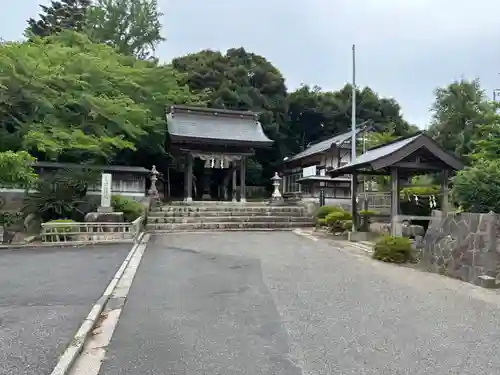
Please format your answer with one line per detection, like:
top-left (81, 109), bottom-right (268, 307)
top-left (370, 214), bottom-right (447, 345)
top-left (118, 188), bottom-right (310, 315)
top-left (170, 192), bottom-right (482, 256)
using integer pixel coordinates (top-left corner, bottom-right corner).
top-left (184, 154), bottom-right (193, 202)
top-left (166, 166), bottom-right (171, 199)
top-left (390, 167), bottom-right (401, 236)
top-left (232, 164), bottom-right (237, 202)
top-left (240, 157), bottom-right (246, 203)
top-left (351, 172), bottom-right (358, 232)
top-left (441, 169), bottom-right (449, 215)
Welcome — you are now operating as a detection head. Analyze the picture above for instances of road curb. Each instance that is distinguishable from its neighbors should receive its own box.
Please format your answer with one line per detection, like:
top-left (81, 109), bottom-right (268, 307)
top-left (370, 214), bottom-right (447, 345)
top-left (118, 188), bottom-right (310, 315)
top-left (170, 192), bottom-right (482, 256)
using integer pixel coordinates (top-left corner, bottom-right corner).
top-left (0, 240), bottom-right (139, 250)
top-left (49, 232), bottom-right (147, 375)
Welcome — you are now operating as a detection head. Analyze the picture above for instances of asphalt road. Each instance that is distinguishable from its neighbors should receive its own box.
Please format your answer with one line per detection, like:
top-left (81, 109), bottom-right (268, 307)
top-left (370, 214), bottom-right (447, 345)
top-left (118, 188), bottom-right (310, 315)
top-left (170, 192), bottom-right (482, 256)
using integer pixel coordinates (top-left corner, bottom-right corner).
top-left (0, 245), bottom-right (130, 375)
top-left (100, 232), bottom-right (500, 375)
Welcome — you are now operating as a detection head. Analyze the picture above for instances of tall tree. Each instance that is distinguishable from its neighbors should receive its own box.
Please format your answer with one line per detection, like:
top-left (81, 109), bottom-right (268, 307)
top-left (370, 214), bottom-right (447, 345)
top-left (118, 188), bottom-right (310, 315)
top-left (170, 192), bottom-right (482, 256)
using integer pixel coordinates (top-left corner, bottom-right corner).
top-left (285, 84), bottom-right (417, 155)
top-left (0, 31), bottom-right (199, 165)
top-left (172, 48), bottom-right (289, 184)
top-left (26, 0), bottom-right (91, 37)
top-left (469, 103), bottom-right (500, 162)
top-left (87, 0), bottom-right (165, 59)
top-left (427, 78), bottom-right (491, 160)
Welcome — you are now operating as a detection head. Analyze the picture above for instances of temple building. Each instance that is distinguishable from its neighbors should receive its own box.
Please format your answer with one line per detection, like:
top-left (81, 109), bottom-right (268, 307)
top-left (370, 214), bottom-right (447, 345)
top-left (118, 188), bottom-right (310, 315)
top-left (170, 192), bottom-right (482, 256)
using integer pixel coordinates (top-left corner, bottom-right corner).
top-left (166, 105), bottom-right (273, 202)
top-left (281, 126), bottom-right (371, 206)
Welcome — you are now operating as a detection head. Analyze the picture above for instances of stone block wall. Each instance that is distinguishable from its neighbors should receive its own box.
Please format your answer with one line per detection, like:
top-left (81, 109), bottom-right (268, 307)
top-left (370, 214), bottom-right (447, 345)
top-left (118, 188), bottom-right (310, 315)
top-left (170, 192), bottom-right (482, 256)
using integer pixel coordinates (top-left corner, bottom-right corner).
top-left (419, 210), bottom-right (500, 287)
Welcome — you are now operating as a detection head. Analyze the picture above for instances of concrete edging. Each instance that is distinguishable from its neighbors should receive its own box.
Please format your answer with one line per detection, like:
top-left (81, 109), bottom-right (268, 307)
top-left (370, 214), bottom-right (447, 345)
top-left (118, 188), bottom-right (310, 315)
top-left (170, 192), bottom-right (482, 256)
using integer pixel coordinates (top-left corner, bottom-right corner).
top-left (0, 240), bottom-right (138, 250)
top-left (49, 232), bottom-right (147, 375)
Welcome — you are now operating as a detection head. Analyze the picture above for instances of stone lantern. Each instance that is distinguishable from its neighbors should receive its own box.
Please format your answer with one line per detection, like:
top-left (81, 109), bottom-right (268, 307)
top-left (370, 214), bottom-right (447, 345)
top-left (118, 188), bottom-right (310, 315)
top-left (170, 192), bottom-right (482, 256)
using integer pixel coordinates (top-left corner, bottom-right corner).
top-left (271, 172), bottom-right (283, 202)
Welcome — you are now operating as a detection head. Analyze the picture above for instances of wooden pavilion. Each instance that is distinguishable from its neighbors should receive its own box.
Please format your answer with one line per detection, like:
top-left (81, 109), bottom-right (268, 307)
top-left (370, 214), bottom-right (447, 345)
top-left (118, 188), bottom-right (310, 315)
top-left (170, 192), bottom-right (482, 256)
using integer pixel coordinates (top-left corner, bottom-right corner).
top-left (166, 105), bottom-right (273, 202)
top-left (327, 132), bottom-right (464, 235)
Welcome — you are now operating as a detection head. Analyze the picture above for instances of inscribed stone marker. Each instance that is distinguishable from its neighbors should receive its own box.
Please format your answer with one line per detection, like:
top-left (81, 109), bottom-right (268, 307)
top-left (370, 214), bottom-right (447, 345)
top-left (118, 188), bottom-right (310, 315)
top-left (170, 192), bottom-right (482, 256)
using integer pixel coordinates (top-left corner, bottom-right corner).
top-left (101, 173), bottom-right (112, 209)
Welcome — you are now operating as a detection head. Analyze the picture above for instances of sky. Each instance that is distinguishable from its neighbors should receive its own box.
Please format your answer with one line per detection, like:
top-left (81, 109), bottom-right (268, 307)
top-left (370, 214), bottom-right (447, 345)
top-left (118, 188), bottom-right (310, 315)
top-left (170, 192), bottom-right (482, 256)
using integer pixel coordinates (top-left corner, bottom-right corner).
top-left (2, 0), bottom-right (500, 128)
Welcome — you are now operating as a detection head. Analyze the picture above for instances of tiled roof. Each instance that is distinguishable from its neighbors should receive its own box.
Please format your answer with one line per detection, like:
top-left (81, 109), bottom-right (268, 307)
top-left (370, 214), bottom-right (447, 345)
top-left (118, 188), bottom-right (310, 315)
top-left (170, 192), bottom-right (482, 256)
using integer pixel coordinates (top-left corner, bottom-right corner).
top-left (287, 125), bottom-right (368, 162)
top-left (35, 162), bottom-right (151, 174)
top-left (166, 106), bottom-right (273, 146)
top-left (328, 132), bottom-right (464, 175)
top-left (348, 134), bottom-right (421, 167)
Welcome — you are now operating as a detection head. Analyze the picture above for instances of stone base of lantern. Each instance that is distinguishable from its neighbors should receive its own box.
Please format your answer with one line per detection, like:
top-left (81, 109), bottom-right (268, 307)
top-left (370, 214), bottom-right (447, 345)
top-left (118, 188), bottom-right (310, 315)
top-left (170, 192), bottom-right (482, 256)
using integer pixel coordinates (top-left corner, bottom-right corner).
top-left (268, 196), bottom-right (285, 205)
top-left (85, 211), bottom-right (124, 223)
top-left (97, 206), bottom-right (113, 213)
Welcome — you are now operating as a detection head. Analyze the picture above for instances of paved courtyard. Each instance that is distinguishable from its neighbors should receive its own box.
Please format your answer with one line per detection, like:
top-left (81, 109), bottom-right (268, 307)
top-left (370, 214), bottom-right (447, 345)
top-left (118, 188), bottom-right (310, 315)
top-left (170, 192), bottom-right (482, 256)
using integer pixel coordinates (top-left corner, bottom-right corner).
top-left (0, 245), bottom-right (130, 375)
top-left (98, 232), bottom-right (500, 375)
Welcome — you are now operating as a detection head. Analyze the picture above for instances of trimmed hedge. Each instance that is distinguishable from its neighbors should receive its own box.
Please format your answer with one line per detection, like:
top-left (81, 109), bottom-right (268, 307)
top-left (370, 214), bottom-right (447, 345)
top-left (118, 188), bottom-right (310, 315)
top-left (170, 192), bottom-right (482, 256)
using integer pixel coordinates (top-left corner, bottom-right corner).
top-left (315, 205), bottom-right (343, 219)
top-left (372, 235), bottom-right (412, 263)
top-left (111, 195), bottom-right (145, 222)
top-left (325, 209), bottom-right (352, 232)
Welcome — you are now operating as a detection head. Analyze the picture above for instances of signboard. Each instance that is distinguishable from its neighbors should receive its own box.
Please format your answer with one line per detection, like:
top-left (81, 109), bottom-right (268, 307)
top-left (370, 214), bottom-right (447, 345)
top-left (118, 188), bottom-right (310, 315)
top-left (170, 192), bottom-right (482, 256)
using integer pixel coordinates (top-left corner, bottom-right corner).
top-left (302, 165), bottom-right (317, 177)
top-left (101, 173), bottom-right (112, 208)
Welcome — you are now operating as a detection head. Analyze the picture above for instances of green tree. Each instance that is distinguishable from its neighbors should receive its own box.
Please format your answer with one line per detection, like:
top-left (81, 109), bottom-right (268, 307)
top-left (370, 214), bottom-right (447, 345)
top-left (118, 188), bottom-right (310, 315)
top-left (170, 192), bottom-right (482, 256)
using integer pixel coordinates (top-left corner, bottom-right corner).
top-left (285, 84), bottom-right (417, 155)
top-left (427, 78), bottom-right (492, 161)
top-left (452, 160), bottom-right (500, 213)
top-left (172, 48), bottom-right (288, 184)
top-left (0, 31), bottom-right (199, 165)
top-left (26, 0), bottom-right (91, 37)
top-left (87, 0), bottom-right (165, 59)
top-left (0, 151), bottom-right (37, 188)
top-left (469, 103), bottom-right (500, 161)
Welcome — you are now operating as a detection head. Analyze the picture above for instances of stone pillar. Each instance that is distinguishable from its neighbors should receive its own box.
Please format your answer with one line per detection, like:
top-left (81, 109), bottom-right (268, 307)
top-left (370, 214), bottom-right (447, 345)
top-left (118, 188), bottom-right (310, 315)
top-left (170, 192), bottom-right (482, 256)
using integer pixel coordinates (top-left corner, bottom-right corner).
top-left (390, 167), bottom-right (401, 236)
top-left (232, 165), bottom-right (237, 202)
top-left (184, 154), bottom-right (193, 202)
top-left (350, 172), bottom-right (358, 232)
top-left (98, 173), bottom-right (113, 213)
top-left (240, 157), bottom-right (246, 203)
top-left (441, 169), bottom-right (449, 215)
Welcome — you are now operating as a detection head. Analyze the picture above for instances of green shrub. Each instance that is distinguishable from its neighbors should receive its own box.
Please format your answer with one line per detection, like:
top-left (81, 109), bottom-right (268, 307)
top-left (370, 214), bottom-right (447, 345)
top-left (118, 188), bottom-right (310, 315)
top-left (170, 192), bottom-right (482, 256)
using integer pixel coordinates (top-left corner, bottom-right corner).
top-left (372, 235), bottom-right (412, 263)
top-left (0, 211), bottom-right (23, 228)
top-left (111, 195), bottom-right (145, 222)
top-left (341, 219), bottom-right (353, 231)
top-left (325, 210), bottom-right (352, 232)
top-left (315, 205), bottom-right (344, 220)
top-left (315, 218), bottom-right (327, 227)
top-left (359, 209), bottom-right (378, 217)
top-left (23, 168), bottom-right (99, 221)
top-left (359, 209), bottom-right (378, 231)
top-left (43, 219), bottom-right (77, 242)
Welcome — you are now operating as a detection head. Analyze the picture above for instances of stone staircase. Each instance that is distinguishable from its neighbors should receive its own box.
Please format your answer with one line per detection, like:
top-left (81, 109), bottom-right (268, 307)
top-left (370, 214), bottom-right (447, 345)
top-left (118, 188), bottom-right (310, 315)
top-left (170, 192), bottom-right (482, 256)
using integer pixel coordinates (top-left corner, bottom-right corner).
top-left (146, 202), bottom-right (314, 232)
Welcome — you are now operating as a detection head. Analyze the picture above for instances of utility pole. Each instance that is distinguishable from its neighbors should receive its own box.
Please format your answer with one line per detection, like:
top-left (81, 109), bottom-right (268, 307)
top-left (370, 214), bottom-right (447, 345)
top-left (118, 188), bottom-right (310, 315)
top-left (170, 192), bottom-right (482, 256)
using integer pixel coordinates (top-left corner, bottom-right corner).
top-left (351, 44), bottom-right (357, 162)
top-left (350, 44), bottom-right (358, 232)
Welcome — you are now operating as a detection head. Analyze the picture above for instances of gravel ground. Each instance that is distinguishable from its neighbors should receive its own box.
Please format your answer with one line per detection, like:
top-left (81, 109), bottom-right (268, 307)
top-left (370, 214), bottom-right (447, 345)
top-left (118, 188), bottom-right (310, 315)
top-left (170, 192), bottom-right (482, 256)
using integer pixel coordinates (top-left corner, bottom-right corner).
top-left (100, 232), bottom-right (500, 375)
top-left (0, 245), bottom-right (130, 375)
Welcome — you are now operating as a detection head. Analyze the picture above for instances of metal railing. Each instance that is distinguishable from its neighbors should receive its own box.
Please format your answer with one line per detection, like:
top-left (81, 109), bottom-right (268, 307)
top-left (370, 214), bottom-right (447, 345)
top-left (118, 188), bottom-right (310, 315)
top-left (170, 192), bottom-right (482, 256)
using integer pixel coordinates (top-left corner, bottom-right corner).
top-left (41, 217), bottom-right (144, 244)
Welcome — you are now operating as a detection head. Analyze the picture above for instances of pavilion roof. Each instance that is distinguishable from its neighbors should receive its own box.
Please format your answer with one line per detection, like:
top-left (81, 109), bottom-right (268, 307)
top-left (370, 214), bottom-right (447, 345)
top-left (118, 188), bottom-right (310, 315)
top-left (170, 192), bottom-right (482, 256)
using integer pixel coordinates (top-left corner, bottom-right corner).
top-left (286, 123), bottom-right (372, 163)
top-left (327, 132), bottom-right (464, 176)
top-left (166, 105), bottom-right (273, 147)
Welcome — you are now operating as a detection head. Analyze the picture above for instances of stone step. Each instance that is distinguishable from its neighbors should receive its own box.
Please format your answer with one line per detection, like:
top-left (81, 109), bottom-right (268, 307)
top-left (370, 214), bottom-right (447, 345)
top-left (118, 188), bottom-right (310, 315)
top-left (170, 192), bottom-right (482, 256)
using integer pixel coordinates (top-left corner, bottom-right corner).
top-left (146, 222), bottom-right (314, 231)
top-left (148, 216), bottom-right (311, 224)
top-left (148, 210), bottom-right (310, 218)
top-left (150, 206), bottom-right (307, 214)
top-left (165, 201), bottom-right (270, 206)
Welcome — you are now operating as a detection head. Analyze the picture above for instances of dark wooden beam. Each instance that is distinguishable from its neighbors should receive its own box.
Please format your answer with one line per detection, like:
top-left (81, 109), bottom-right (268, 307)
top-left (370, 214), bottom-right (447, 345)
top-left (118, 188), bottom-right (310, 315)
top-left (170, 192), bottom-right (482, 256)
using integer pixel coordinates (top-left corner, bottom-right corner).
top-left (391, 161), bottom-right (447, 171)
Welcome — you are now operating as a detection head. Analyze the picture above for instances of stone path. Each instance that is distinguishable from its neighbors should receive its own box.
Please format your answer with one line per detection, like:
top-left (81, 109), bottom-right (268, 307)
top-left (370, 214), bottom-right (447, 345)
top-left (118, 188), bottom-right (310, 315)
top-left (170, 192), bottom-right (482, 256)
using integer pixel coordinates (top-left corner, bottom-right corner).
top-left (0, 245), bottom-right (129, 375)
top-left (96, 232), bottom-right (500, 375)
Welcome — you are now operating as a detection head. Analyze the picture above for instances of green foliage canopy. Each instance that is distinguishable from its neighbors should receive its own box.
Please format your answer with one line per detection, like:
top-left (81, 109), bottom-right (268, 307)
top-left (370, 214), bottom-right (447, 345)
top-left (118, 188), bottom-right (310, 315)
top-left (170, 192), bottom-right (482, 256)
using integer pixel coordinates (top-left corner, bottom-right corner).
top-left (0, 151), bottom-right (37, 188)
top-left (86, 0), bottom-right (165, 59)
top-left (0, 31), bottom-right (199, 164)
